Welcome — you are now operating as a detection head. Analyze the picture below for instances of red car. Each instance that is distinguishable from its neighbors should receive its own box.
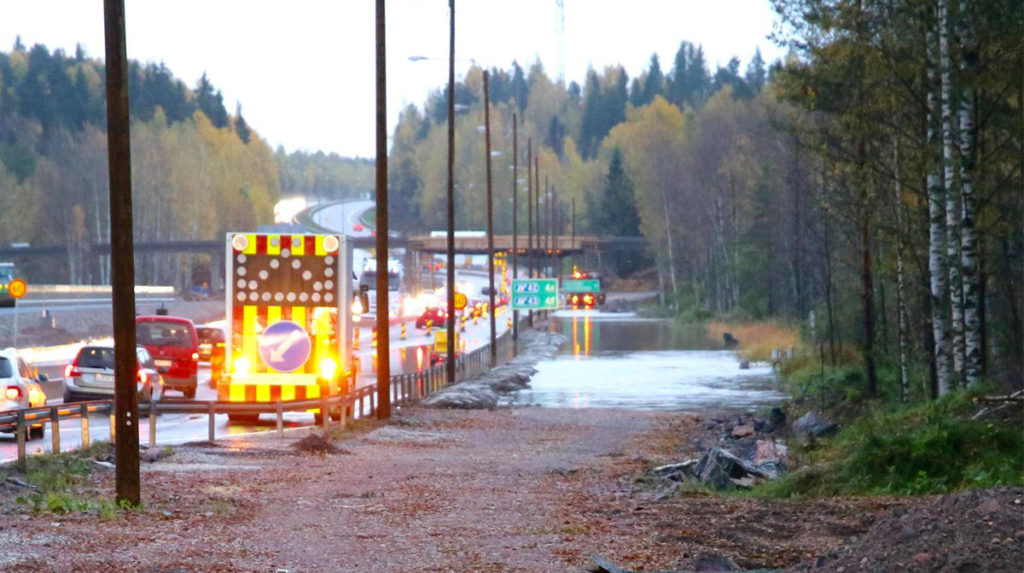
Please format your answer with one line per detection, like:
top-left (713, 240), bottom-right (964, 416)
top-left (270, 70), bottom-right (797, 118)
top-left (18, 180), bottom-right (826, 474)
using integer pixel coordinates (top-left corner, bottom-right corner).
top-left (136, 315), bottom-right (199, 399)
top-left (416, 306), bottom-right (448, 329)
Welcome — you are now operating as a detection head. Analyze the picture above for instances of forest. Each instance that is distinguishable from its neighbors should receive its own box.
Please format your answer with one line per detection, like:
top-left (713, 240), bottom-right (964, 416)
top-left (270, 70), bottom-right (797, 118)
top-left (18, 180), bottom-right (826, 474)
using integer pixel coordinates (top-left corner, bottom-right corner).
top-left (0, 0), bottom-right (1020, 398)
top-left (0, 39), bottom-right (279, 287)
top-left (385, 0), bottom-right (1022, 393)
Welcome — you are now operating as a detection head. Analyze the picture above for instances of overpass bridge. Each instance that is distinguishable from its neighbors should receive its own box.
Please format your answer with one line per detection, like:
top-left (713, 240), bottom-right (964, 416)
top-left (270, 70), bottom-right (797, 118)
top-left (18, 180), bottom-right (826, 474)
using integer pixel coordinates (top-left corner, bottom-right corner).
top-left (0, 234), bottom-right (646, 289)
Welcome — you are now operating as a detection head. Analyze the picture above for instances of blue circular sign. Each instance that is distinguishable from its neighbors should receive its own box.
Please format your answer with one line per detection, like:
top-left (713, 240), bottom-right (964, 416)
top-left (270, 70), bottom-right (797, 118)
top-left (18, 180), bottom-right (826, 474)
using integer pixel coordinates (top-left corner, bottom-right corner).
top-left (258, 320), bottom-right (311, 372)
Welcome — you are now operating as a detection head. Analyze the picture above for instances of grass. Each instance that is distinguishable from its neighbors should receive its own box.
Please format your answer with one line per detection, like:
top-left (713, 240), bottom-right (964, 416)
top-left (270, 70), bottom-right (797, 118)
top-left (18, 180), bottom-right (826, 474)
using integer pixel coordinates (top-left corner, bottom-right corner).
top-left (756, 389), bottom-right (1024, 498)
top-left (1, 441), bottom-right (137, 517)
top-left (705, 321), bottom-right (801, 362)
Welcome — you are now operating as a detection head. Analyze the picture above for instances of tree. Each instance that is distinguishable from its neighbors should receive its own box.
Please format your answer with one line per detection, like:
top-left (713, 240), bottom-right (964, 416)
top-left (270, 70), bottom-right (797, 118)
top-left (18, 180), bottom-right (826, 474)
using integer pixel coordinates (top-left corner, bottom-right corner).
top-left (195, 72), bottom-right (229, 128)
top-left (641, 54), bottom-right (664, 105)
top-left (234, 102), bottom-right (251, 144)
top-left (745, 48), bottom-right (766, 95)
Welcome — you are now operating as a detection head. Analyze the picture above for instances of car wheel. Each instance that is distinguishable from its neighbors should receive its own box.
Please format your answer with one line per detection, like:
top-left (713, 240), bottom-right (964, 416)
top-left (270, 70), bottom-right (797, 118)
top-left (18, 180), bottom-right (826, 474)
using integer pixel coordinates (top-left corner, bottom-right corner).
top-left (29, 424), bottom-right (45, 440)
top-left (62, 390), bottom-right (76, 404)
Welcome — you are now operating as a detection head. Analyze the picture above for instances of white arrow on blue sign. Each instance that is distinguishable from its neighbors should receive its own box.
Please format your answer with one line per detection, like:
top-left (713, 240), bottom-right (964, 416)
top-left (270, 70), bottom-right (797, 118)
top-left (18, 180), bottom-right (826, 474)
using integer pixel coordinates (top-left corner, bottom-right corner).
top-left (258, 320), bottom-right (312, 372)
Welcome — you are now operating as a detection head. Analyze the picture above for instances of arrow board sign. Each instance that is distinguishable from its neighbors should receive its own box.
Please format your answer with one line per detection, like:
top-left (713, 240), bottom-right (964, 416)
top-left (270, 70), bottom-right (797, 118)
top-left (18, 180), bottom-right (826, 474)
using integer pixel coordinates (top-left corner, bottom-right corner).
top-left (258, 320), bottom-right (311, 372)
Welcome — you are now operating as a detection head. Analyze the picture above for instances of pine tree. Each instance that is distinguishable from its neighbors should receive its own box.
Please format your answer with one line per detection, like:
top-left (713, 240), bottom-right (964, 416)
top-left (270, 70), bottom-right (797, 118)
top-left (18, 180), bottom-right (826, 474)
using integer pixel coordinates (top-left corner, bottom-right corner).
top-left (511, 61), bottom-right (528, 113)
top-left (195, 72), bottom-right (229, 128)
top-left (641, 54), bottom-right (664, 105)
top-left (745, 48), bottom-right (766, 94)
top-left (595, 148), bottom-right (640, 237)
top-left (234, 102), bottom-right (251, 144)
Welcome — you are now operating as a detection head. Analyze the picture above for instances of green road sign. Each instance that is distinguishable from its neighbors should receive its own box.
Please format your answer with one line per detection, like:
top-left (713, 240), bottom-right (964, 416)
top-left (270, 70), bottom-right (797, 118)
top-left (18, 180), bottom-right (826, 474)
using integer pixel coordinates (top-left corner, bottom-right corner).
top-left (561, 278), bottom-right (600, 293)
top-left (511, 279), bottom-right (559, 310)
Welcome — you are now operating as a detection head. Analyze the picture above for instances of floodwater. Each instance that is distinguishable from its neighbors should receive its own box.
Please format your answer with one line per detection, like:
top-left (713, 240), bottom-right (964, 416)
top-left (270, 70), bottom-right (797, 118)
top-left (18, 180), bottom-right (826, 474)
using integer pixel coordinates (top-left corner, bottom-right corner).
top-left (514, 310), bottom-right (787, 411)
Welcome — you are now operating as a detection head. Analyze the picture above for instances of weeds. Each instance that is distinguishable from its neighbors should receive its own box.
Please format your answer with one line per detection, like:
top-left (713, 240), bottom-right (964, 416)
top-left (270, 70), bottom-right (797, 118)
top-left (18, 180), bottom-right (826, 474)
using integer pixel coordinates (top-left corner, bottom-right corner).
top-left (705, 321), bottom-right (801, 362)
top-left (1, 441), bottom-right (138, 516)
top-left (758, 390), bottom-right (1024, 498)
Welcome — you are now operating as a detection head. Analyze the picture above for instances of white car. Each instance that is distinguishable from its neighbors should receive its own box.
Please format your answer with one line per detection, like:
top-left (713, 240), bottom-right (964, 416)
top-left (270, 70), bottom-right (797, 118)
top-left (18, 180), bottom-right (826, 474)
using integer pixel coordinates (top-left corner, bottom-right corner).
top-left (0, 347), bottom-right (48, 439)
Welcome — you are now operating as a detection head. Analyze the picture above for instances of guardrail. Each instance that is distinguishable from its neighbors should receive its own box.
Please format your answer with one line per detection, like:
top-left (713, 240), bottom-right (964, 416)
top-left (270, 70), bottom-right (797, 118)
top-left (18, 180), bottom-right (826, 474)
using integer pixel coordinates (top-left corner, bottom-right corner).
top-left (3, 316), bottom-right (527, 468)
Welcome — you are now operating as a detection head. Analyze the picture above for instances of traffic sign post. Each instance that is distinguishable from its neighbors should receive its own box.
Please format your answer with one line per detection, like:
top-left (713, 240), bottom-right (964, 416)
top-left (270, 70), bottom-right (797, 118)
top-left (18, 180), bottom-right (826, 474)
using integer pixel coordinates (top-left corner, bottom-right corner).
top-left (511, 278), bottom-right (559, 310)
top-left (561, 278), bottom-right (600, 293)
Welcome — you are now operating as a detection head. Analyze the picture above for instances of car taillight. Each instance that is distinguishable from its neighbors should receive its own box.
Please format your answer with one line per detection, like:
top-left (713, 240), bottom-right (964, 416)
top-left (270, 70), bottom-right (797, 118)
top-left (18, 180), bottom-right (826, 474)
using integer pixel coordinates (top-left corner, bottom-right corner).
top-left (4, 386), bottom-right (21, 400)
top-left (192, 352), bottom-right (199, 361)
top-left (571, 295), bottom-right (580, 305)
top-left (65, 363), bottom-right (82, 378)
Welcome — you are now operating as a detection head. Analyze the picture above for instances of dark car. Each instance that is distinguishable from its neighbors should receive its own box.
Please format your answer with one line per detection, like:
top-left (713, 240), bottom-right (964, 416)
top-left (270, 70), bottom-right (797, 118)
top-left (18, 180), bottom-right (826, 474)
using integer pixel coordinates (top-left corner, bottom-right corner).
top-left (197, 325), bottom-right (226, 389)
top-left (416, 306), bottom-right (448, 329)
top-left (136, 315), bottom-right (199, 399)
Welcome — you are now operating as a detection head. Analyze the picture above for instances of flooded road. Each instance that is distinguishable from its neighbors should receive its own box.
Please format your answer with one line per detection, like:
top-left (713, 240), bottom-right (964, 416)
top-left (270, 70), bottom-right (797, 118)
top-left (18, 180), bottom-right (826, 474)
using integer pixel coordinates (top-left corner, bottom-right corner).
top-left (515, 311), bottom-right (787, 411)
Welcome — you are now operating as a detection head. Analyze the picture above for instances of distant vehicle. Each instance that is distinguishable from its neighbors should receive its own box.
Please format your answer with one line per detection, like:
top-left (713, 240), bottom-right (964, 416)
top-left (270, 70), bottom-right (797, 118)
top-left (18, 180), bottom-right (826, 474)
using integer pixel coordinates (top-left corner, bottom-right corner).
top-left (197, 325), bottom-right (226, 389)
top-left (0, 347), bottom-right (48, 439)
top-left (0, 262), bottom-right (17, 308)
top-left (63, 345), bottom-right (162, 403)
top-left (353, 223), bottom-right (365, 232)
top-left (136, 315), bottom-right (199, 399)
top-left (416, 306), bottom-right (448, 329)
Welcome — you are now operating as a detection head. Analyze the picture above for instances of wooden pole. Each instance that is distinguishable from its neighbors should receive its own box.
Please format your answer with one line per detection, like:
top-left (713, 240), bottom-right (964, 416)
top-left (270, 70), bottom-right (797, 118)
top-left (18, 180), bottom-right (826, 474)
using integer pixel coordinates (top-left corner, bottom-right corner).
top-left (103, 0), bottom-right (140, 506)
top-left (375, 0), bottom-right (392, 419)
top-left (484, 71), bottom-right (497, 367)
top-left (446, 0), bottom-right (457, 383)
top-left (511, 114), bottom-right (519, 344)
top-left (526, 138), bottom-right (533, 327)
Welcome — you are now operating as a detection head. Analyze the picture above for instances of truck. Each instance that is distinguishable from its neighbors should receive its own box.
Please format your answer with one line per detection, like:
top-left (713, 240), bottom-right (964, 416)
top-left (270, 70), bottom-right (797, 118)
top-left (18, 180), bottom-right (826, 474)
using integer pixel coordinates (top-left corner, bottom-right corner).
top-left (221, 232), bottom-right (354, 423)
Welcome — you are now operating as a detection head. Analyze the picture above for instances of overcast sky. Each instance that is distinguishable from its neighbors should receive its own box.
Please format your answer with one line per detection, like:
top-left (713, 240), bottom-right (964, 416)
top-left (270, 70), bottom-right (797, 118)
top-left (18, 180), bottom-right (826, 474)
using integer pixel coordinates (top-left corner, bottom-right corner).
top-left (0, 1), bottom-right (784, 158)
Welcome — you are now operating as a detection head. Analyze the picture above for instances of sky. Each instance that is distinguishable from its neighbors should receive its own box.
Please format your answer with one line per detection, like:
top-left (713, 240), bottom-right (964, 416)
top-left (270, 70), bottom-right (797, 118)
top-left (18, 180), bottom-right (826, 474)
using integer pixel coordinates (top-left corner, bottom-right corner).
top-left (0, 1), bottom-right (785, 158)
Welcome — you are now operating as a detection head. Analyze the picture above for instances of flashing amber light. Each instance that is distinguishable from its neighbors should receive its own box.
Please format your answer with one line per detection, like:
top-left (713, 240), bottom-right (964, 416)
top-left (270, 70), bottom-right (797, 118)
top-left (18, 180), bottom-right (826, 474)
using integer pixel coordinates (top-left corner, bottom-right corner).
top-left (233, 356), bottom-right (251, 375)
top-left (319, 358), bottom-right (338, 380)
top-left (4, 386), bottom-right (21, 400)
top-left (231, 234), bottom-right (249, 252)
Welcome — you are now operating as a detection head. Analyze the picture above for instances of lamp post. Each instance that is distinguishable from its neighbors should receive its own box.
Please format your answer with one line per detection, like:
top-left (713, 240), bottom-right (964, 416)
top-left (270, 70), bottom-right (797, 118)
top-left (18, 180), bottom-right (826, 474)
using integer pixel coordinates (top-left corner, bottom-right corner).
top-left (446, 0), bottom-right (456, 383)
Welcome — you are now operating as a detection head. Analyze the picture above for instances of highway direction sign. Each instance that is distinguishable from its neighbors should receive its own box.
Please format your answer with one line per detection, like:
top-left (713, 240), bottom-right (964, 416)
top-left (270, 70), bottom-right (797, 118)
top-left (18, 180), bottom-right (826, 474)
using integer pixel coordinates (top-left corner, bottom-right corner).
top-left (511, 279), bottom-right (558, 310)
top-left (259, 320), bottom-right (311, 372)
top-left (561, 278), bottom-right (600, 293)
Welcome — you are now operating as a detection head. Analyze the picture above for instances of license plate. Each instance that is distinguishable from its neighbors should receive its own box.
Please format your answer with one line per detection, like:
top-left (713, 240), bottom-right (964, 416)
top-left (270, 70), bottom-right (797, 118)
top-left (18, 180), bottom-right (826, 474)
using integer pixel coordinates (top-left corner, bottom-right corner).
top-left (95, 373), bottom-right (114, 383)
top-left (155, 359), bottom-right (172, 368)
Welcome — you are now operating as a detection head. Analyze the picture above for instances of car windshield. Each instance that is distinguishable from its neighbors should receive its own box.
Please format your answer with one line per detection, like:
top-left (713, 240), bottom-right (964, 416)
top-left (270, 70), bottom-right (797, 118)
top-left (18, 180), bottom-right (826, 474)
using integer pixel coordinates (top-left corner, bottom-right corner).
top-left (0, 357), bottom-right (12, 378)
top-left (78, 347), bottom-right (115, 369)
top-left (198, 328), bottom-right (224, 343)
top-left (137, 321), bottom-right (192, 347)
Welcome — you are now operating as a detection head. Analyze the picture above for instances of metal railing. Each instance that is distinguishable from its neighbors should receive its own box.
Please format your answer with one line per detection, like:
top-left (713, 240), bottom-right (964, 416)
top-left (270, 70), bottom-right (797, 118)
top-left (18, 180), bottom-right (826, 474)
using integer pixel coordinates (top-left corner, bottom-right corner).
top-left (3, 315), bottom-right (529, 467)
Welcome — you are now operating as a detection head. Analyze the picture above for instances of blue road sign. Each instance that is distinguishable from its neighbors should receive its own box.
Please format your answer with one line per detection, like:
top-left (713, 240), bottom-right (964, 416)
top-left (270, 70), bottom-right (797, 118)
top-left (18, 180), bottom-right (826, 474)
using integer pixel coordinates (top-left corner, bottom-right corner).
top-left (258, 320), bottom-right (311, 372)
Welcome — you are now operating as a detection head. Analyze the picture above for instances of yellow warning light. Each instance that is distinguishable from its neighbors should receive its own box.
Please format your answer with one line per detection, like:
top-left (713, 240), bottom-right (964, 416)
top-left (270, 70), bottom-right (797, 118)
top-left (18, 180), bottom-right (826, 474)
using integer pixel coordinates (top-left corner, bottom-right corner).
top-left (319, 357), bottom-right (338, 380)
top-left (233, 356), bottom-right (251, 374)
top-left (323, 234), bottom-right (340, 254)
top-left (231, 234), bottom-right (249, 252)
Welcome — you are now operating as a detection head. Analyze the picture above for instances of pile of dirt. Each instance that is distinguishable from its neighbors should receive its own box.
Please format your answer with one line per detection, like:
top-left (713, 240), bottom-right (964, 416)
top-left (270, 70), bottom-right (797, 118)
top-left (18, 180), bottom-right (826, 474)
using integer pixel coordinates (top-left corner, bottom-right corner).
top-left (290, 433), bottom-right (342, 455)
top-left (788, 487), bottom-right (1024, 572)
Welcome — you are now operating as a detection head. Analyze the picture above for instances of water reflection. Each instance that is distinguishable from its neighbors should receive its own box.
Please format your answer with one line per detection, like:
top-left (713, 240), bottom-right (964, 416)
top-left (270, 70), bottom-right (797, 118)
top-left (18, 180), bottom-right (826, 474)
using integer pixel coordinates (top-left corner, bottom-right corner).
top-left (516, 312), bottom-right (787, 411)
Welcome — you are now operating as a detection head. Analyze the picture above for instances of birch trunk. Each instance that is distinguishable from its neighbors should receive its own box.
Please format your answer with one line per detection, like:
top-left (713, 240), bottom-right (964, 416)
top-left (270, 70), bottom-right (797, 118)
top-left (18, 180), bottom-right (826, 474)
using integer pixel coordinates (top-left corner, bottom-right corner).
top-left (940, 0), bottom-right (965, 384)
top-left (957, 0), bottom-right (982, 386)
top-left (928, 17), bottom-right (953, 396)
top-left (894, 138), bottom-right (909, 401)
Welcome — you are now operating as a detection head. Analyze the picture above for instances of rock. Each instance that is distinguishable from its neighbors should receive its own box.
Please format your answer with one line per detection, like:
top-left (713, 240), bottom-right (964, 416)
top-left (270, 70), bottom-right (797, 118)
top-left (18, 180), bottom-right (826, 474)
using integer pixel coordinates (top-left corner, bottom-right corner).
top-left (793, 411), bottom-right (836, 440)
top-left (975, 499), bottom-right (1000, 515)
top-left (753, 439), bottom-right (788, 466)
top-left (722, 332), bottom-right (740, 347)
top-left (731, 424), bottom-right (755, 438)
top-left (911, 552), bottom-right (932, 565)
top-left (895, 525), bottom-right (918, 543)
top-left (695, 552), bottom-right (739, 571)
top-left (587, 555), bottom-right (635, 573)
top-left (92, 460), bottom-right (115, 470)
top-left (692, 447), bottom-right (769, 490)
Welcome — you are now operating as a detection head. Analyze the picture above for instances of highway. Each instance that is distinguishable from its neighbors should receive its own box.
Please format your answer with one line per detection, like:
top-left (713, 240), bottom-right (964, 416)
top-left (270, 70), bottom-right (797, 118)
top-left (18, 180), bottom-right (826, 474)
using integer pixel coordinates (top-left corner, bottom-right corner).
top-left (0, 199), bottom-right (513, 461)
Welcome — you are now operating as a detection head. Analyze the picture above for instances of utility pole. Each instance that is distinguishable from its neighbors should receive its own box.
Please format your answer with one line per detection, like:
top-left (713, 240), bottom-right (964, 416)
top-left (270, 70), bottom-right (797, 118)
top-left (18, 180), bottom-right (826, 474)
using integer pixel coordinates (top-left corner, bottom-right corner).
top-left (526, 138), bottom-right (533, 327)
top-left (446, 0), bottom-right (457, 383)
top-left (571, 197), bottom-right (576, 270)
top-left (483, 71), bottom-right (496, 367)
top-left (534, 156), bottom-right (540, 277)
top-left (375, 0), bottom-right (391, 418)
top-left (511, 114), bottom-right (518, 344)
top-left (103, 0), bottom-right (140, 506)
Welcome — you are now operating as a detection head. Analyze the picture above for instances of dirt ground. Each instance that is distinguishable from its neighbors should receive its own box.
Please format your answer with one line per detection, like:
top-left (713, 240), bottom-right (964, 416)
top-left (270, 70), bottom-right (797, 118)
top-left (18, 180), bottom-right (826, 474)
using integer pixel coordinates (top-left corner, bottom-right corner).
top-left (0, 406), bottom-right (1020, 572)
